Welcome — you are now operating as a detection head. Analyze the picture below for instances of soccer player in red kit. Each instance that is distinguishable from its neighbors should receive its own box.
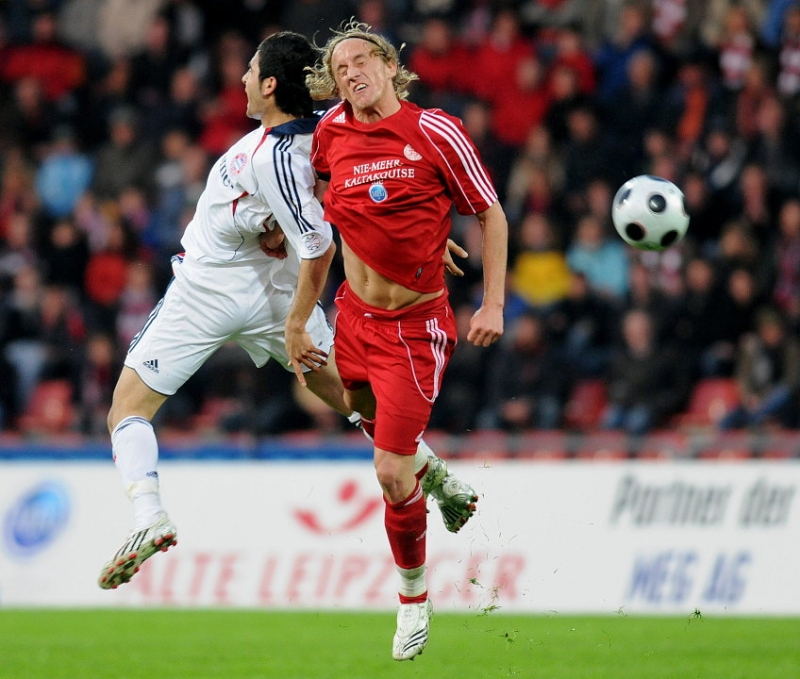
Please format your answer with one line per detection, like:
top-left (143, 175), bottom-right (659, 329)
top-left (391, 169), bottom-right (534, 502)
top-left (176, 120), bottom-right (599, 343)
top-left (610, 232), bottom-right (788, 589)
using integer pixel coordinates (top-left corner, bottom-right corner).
top-left (304, 21), bottom-right (508, 661)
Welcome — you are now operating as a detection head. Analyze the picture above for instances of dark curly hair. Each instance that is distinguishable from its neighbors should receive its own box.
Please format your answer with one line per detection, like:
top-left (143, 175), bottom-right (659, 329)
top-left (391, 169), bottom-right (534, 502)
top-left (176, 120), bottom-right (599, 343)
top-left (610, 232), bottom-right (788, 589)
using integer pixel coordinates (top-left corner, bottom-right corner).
top-left (257, 31), bottom-right (317, 119)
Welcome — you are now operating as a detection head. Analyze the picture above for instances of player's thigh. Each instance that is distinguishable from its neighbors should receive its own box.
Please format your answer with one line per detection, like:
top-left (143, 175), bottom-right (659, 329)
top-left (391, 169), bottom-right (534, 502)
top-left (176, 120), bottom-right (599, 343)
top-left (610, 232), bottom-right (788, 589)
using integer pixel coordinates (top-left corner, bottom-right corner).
top-left (330, 307), bottom-right (369, 388)
top-left (371, 315), bottom-right (457, 454)
top-left (238, 295), bottom-right (334, 369)
top-left (124, 279), bottom-right (236, 396)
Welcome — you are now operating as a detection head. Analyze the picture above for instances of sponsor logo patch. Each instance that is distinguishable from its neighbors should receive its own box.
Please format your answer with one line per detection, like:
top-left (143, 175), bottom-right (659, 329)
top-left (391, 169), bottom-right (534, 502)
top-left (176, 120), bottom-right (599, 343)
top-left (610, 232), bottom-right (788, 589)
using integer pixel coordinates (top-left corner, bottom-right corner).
top-left (369, 182), bottom-right (388, 203)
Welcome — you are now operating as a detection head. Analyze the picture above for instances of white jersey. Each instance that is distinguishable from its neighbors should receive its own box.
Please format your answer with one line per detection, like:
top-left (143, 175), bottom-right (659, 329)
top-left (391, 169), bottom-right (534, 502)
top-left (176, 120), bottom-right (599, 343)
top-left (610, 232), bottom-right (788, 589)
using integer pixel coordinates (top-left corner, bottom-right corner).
top-left (124, 117), bottom-right (336, 395)
top-left (180, 117), bottom-right (333, 292)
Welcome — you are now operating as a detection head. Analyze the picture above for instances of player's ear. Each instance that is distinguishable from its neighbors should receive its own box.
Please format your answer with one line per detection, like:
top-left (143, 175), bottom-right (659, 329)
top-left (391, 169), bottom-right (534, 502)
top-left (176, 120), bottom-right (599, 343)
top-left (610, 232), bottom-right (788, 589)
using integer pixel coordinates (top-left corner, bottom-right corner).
top-left (261, 76), bottom-right (278, 97)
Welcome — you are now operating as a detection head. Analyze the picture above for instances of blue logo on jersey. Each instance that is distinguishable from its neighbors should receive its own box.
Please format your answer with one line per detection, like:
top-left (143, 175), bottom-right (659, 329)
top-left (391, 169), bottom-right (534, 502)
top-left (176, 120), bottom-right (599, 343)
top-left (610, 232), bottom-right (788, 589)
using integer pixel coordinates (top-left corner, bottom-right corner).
top-left (369, 183), bottom-right (388, 203)
top-left (3, 481), bottom-right (70, 558)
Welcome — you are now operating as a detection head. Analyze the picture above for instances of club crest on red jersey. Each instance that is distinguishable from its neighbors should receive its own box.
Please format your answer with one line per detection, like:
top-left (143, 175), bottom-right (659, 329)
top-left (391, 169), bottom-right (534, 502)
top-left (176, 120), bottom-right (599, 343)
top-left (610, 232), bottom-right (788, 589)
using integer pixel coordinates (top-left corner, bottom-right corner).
top-left (404, 144), bottom-right (422, 161)
top-left (369, 182), bottom-right (388, 202)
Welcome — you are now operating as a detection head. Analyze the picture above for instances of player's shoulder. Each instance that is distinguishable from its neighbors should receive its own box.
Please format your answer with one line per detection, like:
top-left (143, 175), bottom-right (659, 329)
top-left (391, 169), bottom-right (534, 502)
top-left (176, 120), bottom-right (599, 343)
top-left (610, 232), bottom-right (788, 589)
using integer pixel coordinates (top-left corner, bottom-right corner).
top-left (315, 103), bottom-right (344, 127)
top-left (417, 105), bottom-right (465, 132)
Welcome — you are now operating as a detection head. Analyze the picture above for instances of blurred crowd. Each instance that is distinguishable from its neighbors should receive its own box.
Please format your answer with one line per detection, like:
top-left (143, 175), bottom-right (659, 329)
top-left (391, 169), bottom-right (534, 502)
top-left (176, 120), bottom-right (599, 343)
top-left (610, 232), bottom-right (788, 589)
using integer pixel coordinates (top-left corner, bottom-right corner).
top-left (1, 0), bottom-right (799, 440)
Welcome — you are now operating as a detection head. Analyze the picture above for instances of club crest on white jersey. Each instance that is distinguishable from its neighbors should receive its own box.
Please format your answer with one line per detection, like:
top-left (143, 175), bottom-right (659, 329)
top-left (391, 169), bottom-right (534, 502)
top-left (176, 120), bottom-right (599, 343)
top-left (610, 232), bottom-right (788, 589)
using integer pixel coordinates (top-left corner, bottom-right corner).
top-left (229, 153), bottom-right (248, 175)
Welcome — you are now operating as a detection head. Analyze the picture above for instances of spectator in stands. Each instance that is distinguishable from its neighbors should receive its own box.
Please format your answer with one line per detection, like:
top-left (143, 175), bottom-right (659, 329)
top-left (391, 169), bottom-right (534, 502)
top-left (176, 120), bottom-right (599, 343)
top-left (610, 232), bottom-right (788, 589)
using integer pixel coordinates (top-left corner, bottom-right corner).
top-left (775, 3), bottom-right (800, 99)
top-left (673, 256), bottom-right (737, 378)
top-left (0, 9), bottom-right (86, 104)
top-left (469, 7), bottom-right (535, 104)
top-left (748, 95), bottom-right (800, 201)
top-left (198, 31), bottom-right (252, 157)
top-left (79, 57), bottom-right (135, 149)
top-left (489, 53), bottom-right (552, 150)
top-left (504, 125), bottom-right (565, 225)
top-left (547, 269), bottom-right (617, 378)
top-left (91, 105), bottom-right (157, 201)
top-left (593, 1), bottom-right (654, 103)
top-left (560, 102), bottom-right (616, 215)
top-left (566, 212), bottom-right (629, 300)
top-left (601, 308), bottom-right (690, 436)
top-left (39, 217), bottom-right (90, 296)
top-left (719, 306), bottom-right (800, 430)
top-left (714, 266), bottom-right (762, 376)
top-left (2, 264), bottom-right (49, 413)
top-left (732, 163), bottom-right (774, 249)
top-left (408, 15), bottom-right (472, 111)
top-left (3, 77), bottom-right (59, 153)
top-left (82, 219), bottom-right (131, 335)
top-left (480, 312), bottom-right (572, 431)
top-left (0, 289), bottom-right (19, 429)
top-left (0, 211), bottom-right (39, 283)
top-left (35, 124), bottom-right (94, 220)
top-left (622, 259), bottom-right (677, 345)
top-left (735, 57), bottom-right (777, 143)
top-left (77, 332), bottom-right (119, 436)
top-left (508, 212), bottom-right (571, 319)
top-left (0, 149), bottom-right (39, 236)
top-left (604, 48), bottom-right (667, 176)
top-left (115, 259), bottom-right (157, 349)
top-left (715, 3), bottom-right (760, 97)
top-left (770, 197), bottom-right (800, 320)
top-left (129, 11), bottom-right (189, 113)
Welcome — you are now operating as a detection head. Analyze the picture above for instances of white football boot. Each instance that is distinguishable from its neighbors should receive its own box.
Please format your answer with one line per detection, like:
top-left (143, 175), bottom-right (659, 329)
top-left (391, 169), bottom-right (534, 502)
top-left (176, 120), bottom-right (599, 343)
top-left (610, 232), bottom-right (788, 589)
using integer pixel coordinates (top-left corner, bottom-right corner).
top-left (98, 513), bottom-right (177, 589)
top-left (418, 442), bottom-right (478, 533)
top-left (392, 599), bottom-right (433, 661)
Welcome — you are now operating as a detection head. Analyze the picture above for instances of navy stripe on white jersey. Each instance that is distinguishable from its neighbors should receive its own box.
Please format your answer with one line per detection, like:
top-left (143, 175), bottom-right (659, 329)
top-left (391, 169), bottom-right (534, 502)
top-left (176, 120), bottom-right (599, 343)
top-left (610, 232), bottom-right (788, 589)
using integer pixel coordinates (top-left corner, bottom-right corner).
top-left (274, 134), bottom-right (314, 234)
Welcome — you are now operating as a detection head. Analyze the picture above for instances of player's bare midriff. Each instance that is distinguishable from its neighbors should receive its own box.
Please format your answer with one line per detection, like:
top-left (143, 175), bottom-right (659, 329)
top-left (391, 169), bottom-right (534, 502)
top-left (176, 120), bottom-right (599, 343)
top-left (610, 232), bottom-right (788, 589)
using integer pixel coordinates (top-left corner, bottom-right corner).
top-left (341, 239), bottom-right (444, 311)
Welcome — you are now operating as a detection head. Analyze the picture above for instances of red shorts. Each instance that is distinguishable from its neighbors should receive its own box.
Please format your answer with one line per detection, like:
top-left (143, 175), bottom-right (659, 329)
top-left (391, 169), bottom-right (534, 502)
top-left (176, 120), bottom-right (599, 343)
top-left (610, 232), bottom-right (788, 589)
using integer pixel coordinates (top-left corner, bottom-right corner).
top-left (333, 281), bottom-right (457, 455)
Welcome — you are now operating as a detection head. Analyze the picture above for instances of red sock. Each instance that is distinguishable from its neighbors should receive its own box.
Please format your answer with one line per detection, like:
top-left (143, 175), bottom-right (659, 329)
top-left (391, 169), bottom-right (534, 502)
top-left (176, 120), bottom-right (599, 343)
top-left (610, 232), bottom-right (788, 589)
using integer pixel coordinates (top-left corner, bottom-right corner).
top-left (384, 482), bottom-right (427, 601)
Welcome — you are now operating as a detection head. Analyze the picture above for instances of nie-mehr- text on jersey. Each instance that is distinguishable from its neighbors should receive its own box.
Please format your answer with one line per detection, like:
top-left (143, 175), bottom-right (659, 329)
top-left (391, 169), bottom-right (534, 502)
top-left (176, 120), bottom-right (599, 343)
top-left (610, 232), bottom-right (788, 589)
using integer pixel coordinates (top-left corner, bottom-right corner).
top-left (181, 117), bottom-right (332, 292)
top-left (311, 100), bottom-right (497, 293)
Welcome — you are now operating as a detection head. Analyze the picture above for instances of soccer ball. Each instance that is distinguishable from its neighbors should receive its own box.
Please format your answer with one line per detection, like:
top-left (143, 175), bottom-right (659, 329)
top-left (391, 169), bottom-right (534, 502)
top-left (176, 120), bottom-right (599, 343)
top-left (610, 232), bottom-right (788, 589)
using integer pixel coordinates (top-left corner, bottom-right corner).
top-left (611, 175), bottom-right (690, 251)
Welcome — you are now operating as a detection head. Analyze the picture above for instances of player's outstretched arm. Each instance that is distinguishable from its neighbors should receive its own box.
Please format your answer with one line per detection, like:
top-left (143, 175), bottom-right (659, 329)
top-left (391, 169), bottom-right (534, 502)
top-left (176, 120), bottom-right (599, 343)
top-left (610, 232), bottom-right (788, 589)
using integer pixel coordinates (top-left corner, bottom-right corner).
top-left (467, 201), bottom-right (507, 347)
top-left (285, 241), bottom-right (337, 386)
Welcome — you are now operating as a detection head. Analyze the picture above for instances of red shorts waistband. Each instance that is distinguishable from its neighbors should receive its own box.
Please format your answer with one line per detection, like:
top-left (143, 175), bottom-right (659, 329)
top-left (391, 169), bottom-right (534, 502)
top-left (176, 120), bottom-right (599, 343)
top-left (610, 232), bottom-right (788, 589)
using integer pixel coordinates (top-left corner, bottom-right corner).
top-left (335, 281), bottom-right (450, 321)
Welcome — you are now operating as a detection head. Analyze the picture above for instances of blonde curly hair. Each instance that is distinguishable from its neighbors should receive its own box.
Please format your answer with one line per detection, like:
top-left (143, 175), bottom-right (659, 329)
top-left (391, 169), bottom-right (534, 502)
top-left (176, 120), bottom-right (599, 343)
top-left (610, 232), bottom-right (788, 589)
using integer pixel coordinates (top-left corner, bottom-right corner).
top-left (305, 19), bottom-right (418, 102)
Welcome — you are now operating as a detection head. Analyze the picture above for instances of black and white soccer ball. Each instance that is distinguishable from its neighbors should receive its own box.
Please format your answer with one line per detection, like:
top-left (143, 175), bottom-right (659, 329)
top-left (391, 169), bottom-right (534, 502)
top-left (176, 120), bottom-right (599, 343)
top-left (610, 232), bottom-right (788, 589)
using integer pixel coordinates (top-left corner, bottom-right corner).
top-left (611, 175), bottom-right (690, 251)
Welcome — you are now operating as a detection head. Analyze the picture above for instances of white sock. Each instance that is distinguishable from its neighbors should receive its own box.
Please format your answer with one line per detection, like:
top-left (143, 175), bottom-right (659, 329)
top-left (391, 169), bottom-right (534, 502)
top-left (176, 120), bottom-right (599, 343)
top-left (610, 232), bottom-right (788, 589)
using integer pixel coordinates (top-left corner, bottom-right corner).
top-left (414, 439), bottom-right (434, 475)
top-left (111, 416), bottom-right (165, 530)
top-left (397, 564), bottom-right (427, 599)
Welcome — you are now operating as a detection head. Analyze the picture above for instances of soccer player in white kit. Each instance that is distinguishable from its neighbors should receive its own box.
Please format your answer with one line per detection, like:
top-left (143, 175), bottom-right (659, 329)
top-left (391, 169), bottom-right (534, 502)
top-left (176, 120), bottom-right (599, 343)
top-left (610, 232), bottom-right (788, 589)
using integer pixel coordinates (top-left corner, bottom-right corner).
top-left (98, 31), bottom-right (477, 591)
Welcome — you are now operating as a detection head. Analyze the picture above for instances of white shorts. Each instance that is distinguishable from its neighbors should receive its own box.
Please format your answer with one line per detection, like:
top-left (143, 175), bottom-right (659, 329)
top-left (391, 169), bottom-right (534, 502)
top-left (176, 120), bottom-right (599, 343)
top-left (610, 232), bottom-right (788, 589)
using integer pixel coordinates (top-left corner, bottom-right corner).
top-left (124, 255), bottom-right (334, 396)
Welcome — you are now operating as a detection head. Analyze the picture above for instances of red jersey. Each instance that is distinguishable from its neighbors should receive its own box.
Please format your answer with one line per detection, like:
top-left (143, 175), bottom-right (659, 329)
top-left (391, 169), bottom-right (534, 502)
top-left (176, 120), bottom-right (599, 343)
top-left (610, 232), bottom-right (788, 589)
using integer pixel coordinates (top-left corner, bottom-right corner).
top-left (311, 100), bottom-right (497, 293)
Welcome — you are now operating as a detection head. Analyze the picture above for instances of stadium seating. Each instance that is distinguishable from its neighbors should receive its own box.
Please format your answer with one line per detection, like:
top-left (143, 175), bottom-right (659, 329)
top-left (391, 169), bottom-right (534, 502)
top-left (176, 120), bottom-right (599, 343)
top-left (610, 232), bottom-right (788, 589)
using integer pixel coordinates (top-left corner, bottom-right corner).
top-left (513, 430), bottom-right (569, 460)
top-left (694, 431), bottom-right (753, 460)
top-left (563, 379), bottom-right (608, 430)
top-left (635, 429), bottom-right (692, 460)
top-left (17, 379), bottom-right (75, 435)
top-left (671, 378), bottom-right (740, 429)
top-left (573, 431), bottom-right (629, 460)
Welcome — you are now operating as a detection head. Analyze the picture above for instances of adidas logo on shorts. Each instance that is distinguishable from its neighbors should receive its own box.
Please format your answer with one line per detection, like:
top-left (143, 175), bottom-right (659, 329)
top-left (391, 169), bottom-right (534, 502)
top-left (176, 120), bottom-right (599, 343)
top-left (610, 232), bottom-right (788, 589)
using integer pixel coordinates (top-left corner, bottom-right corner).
top-left (142, 359), bottom-right (160, 373)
